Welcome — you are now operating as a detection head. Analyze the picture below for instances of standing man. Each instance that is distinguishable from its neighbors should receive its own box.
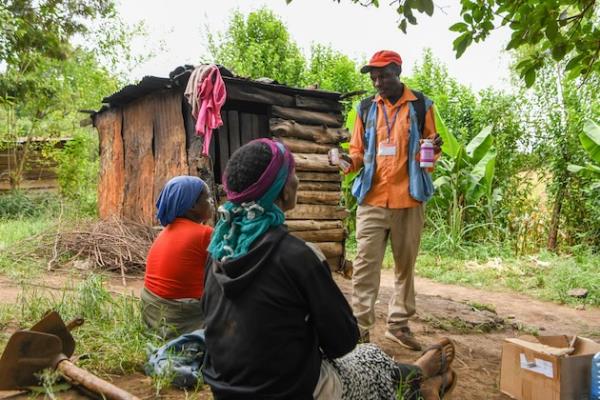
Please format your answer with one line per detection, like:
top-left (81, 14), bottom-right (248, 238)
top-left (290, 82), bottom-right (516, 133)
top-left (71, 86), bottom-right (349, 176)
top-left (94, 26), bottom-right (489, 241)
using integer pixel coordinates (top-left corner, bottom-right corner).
top-left (334, 50), bottom-right (441, 350)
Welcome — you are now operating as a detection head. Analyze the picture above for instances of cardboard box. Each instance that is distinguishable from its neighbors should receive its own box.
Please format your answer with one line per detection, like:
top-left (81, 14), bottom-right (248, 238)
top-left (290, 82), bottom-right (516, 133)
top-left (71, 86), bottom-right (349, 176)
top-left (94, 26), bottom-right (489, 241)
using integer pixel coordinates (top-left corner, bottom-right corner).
top-left (500, 335), bottom-right (600, 400)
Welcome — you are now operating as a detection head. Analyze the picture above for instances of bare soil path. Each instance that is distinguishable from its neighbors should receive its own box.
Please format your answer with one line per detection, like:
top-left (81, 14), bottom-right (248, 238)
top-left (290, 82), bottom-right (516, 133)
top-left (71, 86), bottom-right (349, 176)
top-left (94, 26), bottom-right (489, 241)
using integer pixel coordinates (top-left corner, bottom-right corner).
top-left (0, 269), bottom-right (598, 399)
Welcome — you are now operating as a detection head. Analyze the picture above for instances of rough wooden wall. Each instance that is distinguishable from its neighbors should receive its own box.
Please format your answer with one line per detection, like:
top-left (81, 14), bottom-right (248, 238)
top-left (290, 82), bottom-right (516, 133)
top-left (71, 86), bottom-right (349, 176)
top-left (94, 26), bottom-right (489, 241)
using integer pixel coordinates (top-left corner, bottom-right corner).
top-left (96, 90), bottom-right (188, 224)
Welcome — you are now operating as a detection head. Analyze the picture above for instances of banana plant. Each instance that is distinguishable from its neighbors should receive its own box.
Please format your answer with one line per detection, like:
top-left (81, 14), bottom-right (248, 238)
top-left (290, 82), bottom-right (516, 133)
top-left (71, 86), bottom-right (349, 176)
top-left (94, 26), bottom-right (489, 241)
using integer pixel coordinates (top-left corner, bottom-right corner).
top-left (567, 119), bottom-right (600, 190)
top-left (433, 107), bottom-right (496, 205)
top-left (431, 107), bottom-right (497, 248)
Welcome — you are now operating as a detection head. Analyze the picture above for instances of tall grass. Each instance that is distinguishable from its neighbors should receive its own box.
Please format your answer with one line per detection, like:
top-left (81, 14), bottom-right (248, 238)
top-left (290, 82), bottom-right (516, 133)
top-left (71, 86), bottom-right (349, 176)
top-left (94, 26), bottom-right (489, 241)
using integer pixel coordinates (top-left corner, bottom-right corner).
top-left (3, 274), bottom-right (161, 376)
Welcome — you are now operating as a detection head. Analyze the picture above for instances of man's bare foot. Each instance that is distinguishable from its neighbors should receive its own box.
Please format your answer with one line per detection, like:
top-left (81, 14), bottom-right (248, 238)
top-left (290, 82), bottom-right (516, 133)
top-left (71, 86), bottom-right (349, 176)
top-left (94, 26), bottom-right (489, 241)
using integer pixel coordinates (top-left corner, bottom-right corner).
top-left (414, 338), bottom-right (455, 378)
top-left (421, 370), bottom-right (455, 400)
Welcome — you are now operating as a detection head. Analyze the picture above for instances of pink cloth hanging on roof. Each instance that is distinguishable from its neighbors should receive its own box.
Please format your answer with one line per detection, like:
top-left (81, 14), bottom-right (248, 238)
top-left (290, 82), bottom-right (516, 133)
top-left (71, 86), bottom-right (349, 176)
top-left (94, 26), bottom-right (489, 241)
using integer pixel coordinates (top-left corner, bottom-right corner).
top-left (195, 65), bottom-right (226, 155)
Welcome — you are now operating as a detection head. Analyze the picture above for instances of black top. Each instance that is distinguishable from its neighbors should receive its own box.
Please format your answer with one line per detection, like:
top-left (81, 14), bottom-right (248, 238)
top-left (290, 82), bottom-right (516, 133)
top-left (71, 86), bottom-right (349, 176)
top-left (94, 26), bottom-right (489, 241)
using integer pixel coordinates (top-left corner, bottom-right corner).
top-left (201, 226), bottom-right (359, 399)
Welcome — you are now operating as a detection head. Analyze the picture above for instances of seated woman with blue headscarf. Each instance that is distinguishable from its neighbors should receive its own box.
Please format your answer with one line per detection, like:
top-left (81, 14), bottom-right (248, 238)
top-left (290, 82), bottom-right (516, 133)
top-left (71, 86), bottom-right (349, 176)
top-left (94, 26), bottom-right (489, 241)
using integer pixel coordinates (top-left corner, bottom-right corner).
top-left (142, 175), bottom-right (214, 339)
top-left (201, 139), bottom-right (457, 400)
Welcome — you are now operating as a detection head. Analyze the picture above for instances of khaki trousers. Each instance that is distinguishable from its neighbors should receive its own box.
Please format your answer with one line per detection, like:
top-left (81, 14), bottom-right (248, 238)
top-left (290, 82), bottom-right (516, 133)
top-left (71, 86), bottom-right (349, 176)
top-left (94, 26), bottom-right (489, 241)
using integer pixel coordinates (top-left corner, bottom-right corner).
top-left (352, 204), bottom-right (424, 333)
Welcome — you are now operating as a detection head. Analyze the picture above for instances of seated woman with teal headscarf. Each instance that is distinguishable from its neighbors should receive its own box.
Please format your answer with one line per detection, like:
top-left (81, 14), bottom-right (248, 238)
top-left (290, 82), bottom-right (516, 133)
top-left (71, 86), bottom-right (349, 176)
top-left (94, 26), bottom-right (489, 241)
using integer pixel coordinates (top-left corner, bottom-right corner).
top-left (142, 175), bottom-right (214, 339)
top-left (201, 139), bottom-right (457, 400)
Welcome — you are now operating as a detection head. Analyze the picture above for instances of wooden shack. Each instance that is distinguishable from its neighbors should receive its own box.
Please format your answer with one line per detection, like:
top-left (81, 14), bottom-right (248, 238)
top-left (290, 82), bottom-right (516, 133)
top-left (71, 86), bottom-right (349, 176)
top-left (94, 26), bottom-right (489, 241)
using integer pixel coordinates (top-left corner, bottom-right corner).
top-left (0, 137), bottom-right (70, 191)
top-left (92, 66), bottom-right (350, 270)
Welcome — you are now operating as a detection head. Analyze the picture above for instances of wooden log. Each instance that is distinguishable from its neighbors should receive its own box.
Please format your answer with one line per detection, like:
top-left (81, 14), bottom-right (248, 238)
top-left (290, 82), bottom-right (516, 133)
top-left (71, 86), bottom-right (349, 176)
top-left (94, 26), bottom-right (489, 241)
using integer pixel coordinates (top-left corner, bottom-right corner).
top-left (297, 171), bottom-right (341, 182)
top-left (270, 118), bottom-right (349, 144)
top-left (226, 80), bottom-right (295, 107)
top-left (312, 242), bottom-right (344, 258)
top-left (326, 256), bottom-right (343, 271)
top-left (271, 106), bottom-right (344, 127)
top-left (295, 95), bottom-right (342, 112)
top-left (297, 190), bottom-right (341, 205)
top-left (280, 137), bottom-right (333, 154)
top-left (285, 204), bottom-right (348, 220)
top-left (96, 108), bottom-right (124, 220)
top-left (294, 153), bottom-right (338, 172)
top-left (292, 228), bottom-right (345, 242)
top-left (122, 96), bottom-right (155, 224)
top-left (286, 220), bottom-right (344, 231)
top-left (298, 181), bottom-right (340, 191)
top-left (153, 91), bottom-right (190, 203)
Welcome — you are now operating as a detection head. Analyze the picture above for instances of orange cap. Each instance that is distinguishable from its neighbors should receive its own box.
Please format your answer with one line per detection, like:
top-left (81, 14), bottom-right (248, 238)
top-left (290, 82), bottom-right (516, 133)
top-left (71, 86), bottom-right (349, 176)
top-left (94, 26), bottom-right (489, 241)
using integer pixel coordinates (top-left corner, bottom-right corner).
top-left (360, 50), bottom-right (403, 73)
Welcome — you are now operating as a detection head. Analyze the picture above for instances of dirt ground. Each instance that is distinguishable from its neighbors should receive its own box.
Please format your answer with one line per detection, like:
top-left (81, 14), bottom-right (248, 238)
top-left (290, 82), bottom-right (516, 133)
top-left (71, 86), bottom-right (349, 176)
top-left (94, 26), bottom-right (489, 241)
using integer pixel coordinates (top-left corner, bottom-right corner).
top-left (0, 269), bottom-right (599, 400)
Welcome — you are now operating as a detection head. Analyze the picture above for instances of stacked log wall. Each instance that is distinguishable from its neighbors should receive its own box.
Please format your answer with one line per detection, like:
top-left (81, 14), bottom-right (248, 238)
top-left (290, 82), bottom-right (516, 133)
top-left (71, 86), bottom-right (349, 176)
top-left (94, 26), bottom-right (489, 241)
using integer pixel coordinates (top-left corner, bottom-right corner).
top-left (270, 99), bottom-right (350, 271)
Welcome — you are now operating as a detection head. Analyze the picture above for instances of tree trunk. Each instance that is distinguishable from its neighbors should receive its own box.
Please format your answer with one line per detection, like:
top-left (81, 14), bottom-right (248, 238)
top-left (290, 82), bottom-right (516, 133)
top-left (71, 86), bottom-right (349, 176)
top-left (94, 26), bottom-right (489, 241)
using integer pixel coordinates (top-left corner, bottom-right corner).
top-left (293, 153), bottom-right (338, 172)
top-left (547, 182), bottom-right (566, 251)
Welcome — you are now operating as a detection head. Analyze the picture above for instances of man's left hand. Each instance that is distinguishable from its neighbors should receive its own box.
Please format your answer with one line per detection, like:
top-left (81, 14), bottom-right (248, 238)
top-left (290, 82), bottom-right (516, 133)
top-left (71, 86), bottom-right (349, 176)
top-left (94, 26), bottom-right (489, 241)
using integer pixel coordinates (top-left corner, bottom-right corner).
top-left (433, 133), bottom-right (443, 153)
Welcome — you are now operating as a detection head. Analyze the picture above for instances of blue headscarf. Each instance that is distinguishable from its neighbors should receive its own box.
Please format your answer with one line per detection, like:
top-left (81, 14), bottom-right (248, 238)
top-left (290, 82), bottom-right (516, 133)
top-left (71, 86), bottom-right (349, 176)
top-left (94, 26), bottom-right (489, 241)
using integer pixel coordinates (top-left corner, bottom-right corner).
top-left (156, 176), bottom-right (206, 226)
top-left (208, 139), bottom-right (295, 262)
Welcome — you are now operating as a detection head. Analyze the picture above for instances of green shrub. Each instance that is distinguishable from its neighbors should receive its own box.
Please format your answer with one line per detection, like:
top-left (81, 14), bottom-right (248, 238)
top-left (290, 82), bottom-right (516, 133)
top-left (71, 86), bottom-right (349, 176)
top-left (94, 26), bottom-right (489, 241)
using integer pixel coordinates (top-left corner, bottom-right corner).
top-left (0, 191), bottom-right (60, 219)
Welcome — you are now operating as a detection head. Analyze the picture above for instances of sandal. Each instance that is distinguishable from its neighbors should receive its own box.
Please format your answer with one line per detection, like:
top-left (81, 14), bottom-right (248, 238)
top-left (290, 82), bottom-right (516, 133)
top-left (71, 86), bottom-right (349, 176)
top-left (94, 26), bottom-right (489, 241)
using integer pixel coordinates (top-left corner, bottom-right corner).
top-left (421, 337), bottom-right (455, 376)
top-left (439, 369), bottom-right (458, 399)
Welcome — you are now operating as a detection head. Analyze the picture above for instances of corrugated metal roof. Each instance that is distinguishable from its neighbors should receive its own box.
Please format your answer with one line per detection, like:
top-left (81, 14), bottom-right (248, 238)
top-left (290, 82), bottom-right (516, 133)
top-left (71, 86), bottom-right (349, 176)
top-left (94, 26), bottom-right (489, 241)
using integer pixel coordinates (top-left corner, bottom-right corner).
top-left (99, 65), bottom-right (341, 110)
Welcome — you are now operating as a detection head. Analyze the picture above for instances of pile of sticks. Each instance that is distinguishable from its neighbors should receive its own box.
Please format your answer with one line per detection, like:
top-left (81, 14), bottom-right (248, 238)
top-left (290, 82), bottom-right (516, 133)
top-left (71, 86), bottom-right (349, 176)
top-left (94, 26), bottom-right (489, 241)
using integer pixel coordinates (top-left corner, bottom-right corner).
top-left (41, 218), bottom-right (158, 283)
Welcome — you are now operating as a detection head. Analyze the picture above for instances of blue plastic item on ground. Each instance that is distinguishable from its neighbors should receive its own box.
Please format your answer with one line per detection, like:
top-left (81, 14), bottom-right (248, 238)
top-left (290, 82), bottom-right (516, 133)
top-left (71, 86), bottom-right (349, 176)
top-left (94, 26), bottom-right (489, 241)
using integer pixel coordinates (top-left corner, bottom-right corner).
top-left (144, 329), bottom-right (205, 389)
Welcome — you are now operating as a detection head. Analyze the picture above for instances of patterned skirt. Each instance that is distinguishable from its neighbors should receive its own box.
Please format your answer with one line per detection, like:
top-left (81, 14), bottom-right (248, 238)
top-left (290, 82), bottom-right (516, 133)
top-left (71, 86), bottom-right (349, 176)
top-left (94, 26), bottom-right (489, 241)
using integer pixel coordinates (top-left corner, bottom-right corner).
top-left (332, 344), bottom-right (422, 400)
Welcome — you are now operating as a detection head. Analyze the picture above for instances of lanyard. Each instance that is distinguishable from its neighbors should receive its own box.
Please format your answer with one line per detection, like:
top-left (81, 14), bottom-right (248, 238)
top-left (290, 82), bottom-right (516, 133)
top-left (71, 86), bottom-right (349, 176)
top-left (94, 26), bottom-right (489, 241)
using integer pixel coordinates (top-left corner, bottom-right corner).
top-left (382, 104), bottom-right (401, 142)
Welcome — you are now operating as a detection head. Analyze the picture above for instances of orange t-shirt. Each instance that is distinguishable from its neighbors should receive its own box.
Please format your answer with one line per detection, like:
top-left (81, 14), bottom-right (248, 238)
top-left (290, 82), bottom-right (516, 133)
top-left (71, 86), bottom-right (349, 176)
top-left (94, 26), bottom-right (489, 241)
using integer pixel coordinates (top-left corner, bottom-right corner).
top-left (349, 87), bottom-right (438, 209)
top-left (144, 218), bottom-right (213, 299)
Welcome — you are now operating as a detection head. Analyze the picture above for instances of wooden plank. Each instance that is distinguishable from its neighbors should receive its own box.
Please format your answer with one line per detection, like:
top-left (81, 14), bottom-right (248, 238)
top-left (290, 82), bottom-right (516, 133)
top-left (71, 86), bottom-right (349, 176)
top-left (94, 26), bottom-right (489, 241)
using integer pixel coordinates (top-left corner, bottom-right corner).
top-left (291, 228), bottom-right (345, 242)
top-left (295, 95), bottom-right (342, 112)
top-left (217, 113), bottom-right (230, 179)
top-left (294, 153), bottom-right (338, 172)
top-left (298, 181), bottom-right (340, 191)
top-left (153, 91), bottom-right (190, 206)
top-left (240, 113), bottom-right (254, 145)
top-left (228, 111), bottom-right (241, 155)
top-left (281, 137), bottom-right (333, 154)
top-left (286, 220), bottom-right (344, 231)
top-left (271, 105), bottom-right (344, 127)
top-left (270, 118), bottom-right (349, 144)
top-left (297, 171), bottom-right (341, 182)
top-left (313, 242), bottom-right (344, 258)
top-left (250, 113), bottom-right (260, 141)
top-left (225, 80), bottom-right (295, 107)
top-left (96, 107), bottom-right (124, 220)
top-left (297, 190), bottom-right (341, 205)
top-left (122, 96), bottom-right (155, 224)
top-left (258, 114), bottom-right (270, 138)
top-left (285, 204), bottom-right (348, 220)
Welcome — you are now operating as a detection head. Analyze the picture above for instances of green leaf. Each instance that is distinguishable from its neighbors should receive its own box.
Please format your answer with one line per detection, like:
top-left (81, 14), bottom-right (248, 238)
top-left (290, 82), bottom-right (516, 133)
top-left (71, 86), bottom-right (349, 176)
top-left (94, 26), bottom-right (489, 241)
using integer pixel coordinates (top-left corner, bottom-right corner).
top-left (422, 0), bottom-right (434, 16)
top-left (551, 43), bottom-right (567, 61)
top-left (453, 32), bottom-right (472, 58)
top-left (524, 68), bottom-right (536, 87)
top-left (434, 106), bottom-right (461, 158)
top-left (399, 19), bottom-right (408, 33)
top-left (545, 20), bottom-right (558, 40)
top-left (581, 119), bottom-right (600, 164)
top-left (564, 54), bottom-right (584, 71)
top-left (433, 176), bottom-right (451, 189)
top-left (567, 164), bottom-right (585, 173)
top-left (466, 125), bottom-right (493, 163)
top-left (466, 150), bottom-right (496, 203)
top-left (449, 22), bottom-right (468, 32)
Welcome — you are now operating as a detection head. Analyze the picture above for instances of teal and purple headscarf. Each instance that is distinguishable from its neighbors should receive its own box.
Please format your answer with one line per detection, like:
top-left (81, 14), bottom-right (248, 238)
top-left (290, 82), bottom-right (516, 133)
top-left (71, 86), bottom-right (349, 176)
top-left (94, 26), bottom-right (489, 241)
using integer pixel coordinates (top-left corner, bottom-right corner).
top-left (208, 138), bottom-right (295, 261)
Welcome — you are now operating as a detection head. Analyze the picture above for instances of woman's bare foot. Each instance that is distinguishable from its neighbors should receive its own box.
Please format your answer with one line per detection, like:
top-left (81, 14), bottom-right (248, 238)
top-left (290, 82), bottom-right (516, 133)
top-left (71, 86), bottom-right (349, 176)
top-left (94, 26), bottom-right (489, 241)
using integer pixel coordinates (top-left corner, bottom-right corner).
top-left (414, 338), bottom-right (455, 378)
top-left (420, 370), bottom-right (454, 400)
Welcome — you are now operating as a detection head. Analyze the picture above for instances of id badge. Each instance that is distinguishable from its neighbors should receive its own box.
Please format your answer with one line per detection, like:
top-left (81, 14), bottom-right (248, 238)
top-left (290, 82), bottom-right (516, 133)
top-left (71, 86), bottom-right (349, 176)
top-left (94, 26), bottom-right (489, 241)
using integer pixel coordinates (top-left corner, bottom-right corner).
top-left (378, 142), bottom-right (397, 156)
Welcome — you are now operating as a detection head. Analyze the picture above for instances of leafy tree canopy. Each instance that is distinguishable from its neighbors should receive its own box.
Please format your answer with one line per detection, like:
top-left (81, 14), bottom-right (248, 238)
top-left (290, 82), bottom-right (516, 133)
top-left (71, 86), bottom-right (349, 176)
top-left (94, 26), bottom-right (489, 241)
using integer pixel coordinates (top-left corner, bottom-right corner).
top-left (289, 0), bottom-right (599, 86)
